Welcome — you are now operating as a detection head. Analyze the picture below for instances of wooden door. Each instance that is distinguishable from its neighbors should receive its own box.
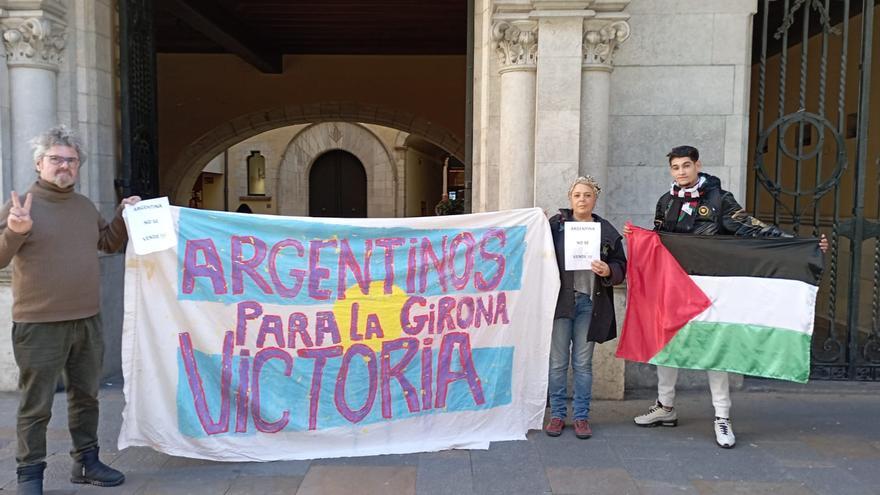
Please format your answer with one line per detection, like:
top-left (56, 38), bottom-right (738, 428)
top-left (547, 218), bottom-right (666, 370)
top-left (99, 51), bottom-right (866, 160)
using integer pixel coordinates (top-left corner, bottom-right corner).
top-left (309, 150), bottom-right (367, 217)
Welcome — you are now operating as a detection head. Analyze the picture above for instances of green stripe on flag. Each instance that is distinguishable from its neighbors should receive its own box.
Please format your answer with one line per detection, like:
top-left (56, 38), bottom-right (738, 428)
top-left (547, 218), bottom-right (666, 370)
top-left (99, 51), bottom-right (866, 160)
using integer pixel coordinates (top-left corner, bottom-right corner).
top-left (648, 321), bottom-right (812, 383)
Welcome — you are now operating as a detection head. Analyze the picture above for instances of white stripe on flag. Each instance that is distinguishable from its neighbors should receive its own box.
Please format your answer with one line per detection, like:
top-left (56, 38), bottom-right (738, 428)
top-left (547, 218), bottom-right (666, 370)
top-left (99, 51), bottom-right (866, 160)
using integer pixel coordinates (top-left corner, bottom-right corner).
top-left (690, 276), bottom-right (817, 336)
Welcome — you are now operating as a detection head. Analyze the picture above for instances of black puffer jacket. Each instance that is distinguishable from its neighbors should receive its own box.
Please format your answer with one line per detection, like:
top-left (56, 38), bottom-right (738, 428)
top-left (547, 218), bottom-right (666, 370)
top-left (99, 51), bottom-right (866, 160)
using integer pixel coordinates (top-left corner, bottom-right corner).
top-left (654, 173), bottom-right (788, 237)
top-left (548, 210), bottom-right (627, 343)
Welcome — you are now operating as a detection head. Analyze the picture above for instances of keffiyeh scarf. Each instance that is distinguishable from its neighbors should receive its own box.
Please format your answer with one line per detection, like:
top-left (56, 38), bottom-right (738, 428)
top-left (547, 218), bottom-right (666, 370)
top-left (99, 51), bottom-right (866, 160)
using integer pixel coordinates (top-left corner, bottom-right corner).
top-left (663, 175), bottom-right (707, 232)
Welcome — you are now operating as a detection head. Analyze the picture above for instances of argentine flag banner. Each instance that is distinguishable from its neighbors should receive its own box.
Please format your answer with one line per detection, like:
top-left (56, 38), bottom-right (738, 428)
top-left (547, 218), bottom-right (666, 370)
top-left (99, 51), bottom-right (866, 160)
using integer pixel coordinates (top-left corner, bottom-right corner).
top-left (118, 207), bottom-right (560, 461)
top-left (617, 227), bottom-right (823, 383)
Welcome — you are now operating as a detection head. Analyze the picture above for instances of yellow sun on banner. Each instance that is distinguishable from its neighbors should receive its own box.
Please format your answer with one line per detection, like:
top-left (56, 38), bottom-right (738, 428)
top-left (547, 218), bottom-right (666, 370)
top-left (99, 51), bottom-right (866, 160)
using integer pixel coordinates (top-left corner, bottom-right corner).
top-left (333, 281), bottom-right (408, 352)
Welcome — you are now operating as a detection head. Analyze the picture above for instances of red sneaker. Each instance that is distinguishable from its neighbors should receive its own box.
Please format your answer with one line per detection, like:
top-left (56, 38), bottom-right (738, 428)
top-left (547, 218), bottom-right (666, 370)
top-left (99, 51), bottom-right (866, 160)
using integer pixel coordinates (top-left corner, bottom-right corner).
top-left (545, 417), bottom-right (565, 437)
top-left (574, 419), bottom-right (592, 439)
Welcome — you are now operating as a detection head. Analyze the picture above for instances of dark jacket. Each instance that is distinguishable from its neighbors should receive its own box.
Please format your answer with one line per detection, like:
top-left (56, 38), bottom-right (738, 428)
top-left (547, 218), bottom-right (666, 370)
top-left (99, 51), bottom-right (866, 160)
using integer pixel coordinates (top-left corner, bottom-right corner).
top-left (654, 173), bottom-right (787, 237)
top-left (549, 209), bottom-right (627, 343)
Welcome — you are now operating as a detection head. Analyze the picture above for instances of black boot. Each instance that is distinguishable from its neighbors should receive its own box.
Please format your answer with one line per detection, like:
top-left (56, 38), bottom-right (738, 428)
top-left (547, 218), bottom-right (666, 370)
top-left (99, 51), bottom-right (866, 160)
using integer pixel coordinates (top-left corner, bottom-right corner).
top-left (16, 462), bottom-right (45, 495)
top-left (70, 447), bottom-right (125, 487)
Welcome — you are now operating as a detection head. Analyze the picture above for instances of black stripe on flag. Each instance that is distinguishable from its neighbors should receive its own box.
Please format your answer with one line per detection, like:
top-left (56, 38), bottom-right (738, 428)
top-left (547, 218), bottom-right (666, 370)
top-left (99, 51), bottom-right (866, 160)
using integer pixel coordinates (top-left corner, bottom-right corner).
top-left (658, 233), bottom-right (823, 285)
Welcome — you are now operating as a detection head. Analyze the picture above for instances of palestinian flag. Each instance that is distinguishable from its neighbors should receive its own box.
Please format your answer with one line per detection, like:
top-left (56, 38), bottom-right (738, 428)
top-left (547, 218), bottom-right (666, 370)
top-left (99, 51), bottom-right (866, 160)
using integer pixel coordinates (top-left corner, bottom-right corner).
top-left (616, 226), bottom-right (823, 383)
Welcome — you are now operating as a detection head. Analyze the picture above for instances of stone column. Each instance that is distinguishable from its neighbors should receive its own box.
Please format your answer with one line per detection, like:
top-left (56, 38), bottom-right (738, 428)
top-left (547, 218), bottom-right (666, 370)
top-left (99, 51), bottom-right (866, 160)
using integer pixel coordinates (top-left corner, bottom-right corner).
top-left (2, 17), bottom-right (66, 193)
top-left (581, 16), bottom-right (629, 402)
top-left (493, 19), bottom-right (537, 210)
top-left (532, 6), bottom-right (592, 212)
top-left (580, 18), bottom-right (629, 214)
top-left (0, 39), bottom-right (12, 201)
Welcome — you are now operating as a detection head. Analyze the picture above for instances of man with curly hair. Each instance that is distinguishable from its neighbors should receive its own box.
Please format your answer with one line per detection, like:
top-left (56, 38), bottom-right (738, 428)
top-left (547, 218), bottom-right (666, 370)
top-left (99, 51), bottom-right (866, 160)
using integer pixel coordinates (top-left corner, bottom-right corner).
top-left (0, 126), bottom-right (140, 494)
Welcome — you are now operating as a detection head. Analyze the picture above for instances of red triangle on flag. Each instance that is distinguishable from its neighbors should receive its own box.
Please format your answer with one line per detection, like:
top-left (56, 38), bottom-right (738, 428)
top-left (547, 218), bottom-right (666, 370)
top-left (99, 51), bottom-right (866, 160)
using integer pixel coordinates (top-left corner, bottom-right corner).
top-left (616, 226), bottom-right (712, 362)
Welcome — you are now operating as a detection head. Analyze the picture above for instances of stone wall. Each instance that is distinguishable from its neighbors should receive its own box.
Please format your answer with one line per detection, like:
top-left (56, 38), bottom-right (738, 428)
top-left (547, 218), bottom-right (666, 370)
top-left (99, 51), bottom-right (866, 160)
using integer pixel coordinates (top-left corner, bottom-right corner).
top-left (404, 148), bottom-right (445, 216)
top-left (605, 0), bottom-right (757, 230)
top-left (608, 0), bottom-right (757, 391)
top-left (98, 253), bottom-right (125, 385)
top-left (0, 270), bottom-right (14, 390)
top-left (0, 39), bottom-right (11, 202)
top-left (472, 0), bottom-right (759, 394)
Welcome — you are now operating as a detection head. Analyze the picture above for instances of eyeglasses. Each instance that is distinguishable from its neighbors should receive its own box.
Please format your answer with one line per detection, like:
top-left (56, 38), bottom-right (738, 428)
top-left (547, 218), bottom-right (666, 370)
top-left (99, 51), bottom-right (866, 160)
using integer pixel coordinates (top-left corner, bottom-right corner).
top-left (44, 155), bottom-right (80, 167)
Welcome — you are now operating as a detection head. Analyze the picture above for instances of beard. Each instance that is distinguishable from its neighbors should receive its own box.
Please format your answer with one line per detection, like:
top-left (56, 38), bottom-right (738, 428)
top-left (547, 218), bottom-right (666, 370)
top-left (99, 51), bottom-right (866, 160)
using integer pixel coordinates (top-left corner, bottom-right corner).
top-left (50, 172), bottom-right (76, 188)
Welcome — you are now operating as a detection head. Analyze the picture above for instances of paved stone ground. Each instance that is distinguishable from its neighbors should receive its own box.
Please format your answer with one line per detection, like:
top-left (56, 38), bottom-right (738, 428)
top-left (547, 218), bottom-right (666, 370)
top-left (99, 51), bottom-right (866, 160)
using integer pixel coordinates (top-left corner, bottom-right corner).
top-left (0, 380), bottom-right (877, 494)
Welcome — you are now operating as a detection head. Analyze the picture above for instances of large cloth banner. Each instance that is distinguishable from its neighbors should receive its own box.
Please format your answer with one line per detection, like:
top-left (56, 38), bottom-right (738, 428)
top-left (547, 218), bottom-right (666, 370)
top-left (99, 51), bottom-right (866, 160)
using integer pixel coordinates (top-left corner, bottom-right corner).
top-left (119, 207), bottom-right (560, 461)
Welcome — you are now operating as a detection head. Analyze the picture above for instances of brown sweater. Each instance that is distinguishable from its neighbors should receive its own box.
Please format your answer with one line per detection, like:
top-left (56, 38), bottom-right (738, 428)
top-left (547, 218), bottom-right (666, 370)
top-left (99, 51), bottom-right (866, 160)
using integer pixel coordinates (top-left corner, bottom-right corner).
top-left (0, 180), bottom-right (128, 322)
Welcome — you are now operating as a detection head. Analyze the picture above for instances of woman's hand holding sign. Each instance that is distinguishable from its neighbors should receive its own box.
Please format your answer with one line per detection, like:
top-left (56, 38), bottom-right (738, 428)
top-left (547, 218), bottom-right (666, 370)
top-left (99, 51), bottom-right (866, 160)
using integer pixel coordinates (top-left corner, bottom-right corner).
top-left (591, 259), bottom-right (611, 277)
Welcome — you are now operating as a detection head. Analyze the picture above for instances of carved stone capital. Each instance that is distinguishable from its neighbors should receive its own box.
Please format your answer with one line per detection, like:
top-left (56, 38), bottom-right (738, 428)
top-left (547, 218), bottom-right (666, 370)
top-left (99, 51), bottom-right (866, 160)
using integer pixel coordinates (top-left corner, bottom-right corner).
top-left (3, 17), bottom-right (66, 71)
top-left (492, 20), bottom-right (538, 70)
top-left (582, 20), bottom-right (630, 69)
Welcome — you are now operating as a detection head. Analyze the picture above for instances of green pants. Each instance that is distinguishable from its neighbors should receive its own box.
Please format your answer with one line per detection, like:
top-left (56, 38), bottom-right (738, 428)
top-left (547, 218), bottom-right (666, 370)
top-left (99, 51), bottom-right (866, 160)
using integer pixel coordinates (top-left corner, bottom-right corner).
top-left (12, 314), bottom-right (104, 466)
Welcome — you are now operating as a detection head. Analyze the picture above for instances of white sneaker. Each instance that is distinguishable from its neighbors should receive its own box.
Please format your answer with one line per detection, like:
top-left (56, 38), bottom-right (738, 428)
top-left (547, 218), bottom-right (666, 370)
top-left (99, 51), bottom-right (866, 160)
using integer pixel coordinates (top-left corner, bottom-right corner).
top-left (714, 417), bottom-right (736, 448)
top-left (634, 402), bottom-right (677, 427)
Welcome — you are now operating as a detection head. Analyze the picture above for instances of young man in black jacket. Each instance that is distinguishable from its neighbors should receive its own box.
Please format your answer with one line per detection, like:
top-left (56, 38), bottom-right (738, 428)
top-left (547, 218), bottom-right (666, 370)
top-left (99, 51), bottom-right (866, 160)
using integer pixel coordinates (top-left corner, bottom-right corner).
top-left (626, 145), bottom-right (825, 449)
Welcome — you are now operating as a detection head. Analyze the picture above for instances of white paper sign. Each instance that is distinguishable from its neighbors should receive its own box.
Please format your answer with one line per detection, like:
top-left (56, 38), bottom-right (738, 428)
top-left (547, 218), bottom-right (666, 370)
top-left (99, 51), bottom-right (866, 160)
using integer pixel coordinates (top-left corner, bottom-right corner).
top-left (564, 222), bottom-right (601, 270)
top-left (123, 197), bottom-right (176, 255)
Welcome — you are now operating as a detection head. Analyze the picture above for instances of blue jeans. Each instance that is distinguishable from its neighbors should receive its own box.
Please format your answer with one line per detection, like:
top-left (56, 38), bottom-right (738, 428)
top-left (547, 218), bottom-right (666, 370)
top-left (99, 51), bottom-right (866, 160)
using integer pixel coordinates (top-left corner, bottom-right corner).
top-left (548, 292), bottom-right (595, 420)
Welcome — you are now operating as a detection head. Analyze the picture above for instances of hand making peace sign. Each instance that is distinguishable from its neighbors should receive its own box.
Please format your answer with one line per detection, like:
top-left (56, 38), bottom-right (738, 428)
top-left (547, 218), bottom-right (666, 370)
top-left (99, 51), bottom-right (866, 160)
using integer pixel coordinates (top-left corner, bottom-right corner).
top-left (6, 191), bottom-right (33, 234)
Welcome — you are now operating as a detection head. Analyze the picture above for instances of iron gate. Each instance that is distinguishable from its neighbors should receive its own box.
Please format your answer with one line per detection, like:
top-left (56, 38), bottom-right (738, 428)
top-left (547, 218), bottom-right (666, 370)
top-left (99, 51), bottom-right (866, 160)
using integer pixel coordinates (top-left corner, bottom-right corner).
top-left (119, 0), bottom-right (160, 199)
top-left (750, 0), bottom-right (878, 380)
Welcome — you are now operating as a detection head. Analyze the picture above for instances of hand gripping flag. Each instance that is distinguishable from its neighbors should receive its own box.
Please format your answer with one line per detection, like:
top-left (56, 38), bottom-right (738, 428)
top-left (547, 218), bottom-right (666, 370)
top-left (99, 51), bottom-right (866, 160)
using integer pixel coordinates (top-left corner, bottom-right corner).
top-left (616, 226), bottom-right (824, 383)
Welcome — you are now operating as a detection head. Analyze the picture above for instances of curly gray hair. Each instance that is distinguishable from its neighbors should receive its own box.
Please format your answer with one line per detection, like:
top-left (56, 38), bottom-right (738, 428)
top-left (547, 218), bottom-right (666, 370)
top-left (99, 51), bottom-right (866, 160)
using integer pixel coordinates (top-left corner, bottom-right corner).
top-left (30, 125), bottom-right (87, 166)
top-left (567, 175), bottom-right (601, 197)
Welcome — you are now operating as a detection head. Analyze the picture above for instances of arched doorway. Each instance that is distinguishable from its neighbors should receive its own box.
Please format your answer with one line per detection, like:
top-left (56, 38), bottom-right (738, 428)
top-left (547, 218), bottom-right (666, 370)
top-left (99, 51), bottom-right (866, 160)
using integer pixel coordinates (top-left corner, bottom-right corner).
top-left (164, 104), bottom-right (464, 206)
top-left (309, 150), bottom-right (367, 217)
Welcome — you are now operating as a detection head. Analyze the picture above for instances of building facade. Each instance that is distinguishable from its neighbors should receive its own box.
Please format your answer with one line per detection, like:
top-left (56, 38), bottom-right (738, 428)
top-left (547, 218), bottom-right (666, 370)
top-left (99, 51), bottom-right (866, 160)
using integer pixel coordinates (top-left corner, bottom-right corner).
top-left (0, 0), bottom-right (876, 391)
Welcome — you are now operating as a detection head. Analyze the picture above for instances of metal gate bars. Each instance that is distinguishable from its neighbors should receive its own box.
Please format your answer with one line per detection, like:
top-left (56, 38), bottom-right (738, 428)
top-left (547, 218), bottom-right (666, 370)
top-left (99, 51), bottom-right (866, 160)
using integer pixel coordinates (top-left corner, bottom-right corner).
top-left (750, 0), bottom-right (878, 380)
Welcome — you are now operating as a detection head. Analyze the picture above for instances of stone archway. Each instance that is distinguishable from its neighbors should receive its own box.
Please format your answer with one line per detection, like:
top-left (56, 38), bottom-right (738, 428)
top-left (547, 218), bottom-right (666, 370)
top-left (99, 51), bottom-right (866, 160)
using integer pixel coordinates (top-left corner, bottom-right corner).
top-left (276, 122), bottom-right (397, 217)
top-left (165, 102), bottom-right (464, 205)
